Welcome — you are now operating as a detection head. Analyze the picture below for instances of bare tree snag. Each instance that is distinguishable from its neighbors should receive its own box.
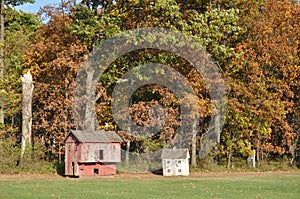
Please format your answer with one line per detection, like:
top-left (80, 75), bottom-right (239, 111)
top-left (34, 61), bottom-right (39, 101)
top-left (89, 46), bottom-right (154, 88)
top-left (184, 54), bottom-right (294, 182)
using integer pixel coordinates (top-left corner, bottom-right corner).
top-left (0, 0), bottom-right (5, 125)
top-left (21, 70), bottom-right (33, 157)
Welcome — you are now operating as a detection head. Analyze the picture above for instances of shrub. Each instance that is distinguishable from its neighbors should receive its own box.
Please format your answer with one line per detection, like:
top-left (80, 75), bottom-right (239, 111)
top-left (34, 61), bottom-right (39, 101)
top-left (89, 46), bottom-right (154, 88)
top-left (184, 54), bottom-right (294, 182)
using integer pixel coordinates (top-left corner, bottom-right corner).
top-left (0, 139), bottom-right (56, 174)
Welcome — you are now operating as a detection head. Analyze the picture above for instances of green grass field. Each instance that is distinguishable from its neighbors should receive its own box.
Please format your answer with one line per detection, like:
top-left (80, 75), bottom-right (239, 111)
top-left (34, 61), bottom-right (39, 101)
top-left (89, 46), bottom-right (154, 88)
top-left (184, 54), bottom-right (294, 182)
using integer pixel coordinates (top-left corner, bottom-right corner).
top-left (0, 172), bottom-right (299, 199)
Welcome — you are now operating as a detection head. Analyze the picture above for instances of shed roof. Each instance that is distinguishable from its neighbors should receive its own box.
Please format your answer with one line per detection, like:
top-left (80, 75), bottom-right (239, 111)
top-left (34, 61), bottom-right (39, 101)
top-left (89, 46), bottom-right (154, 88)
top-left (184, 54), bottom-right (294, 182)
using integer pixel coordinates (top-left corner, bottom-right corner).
top-left (161, 148), bottom-right (190, 159)
top-left (67, 130), bottom-right (123, 143)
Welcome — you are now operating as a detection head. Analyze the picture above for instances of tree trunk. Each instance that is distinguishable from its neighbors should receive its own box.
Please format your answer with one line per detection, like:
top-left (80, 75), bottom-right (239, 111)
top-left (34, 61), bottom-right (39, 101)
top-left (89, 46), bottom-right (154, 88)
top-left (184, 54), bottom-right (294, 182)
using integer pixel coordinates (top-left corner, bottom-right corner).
top-left (215, 113), bottom-right (221, 143)
top-left (0, 0), bottom-right (5, 125)
top-left (84, 67), bottom-right (97, 131)
top-left (291, 135), bottom-right (298, 165)
top-left (191, 133), bottom-right (197, 167)
top-left (227, 149), bottom-right (232, 168)
top-left (21, 70), bottom-right (34, 157)
top-left (256, 133), bottom-right (260, 167)
top-left (126, 140), bottom-right (130, 165)
top-left (290, 110), bottom-right (300, 165)
top-left (191, 120), bottom-right (198, 167)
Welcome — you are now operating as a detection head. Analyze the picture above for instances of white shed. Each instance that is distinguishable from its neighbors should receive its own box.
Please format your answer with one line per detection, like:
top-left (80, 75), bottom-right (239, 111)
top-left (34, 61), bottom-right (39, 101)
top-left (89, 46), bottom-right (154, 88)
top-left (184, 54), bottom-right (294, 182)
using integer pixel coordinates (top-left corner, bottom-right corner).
top-left (161, 148), bottom-right (190, 176)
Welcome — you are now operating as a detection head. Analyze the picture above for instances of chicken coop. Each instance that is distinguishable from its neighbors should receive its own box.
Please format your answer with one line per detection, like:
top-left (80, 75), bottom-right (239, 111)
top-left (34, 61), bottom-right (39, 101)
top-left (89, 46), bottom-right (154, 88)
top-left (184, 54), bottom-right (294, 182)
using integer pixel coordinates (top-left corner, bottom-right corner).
top-left (161, 148), bottom-right (190, 176)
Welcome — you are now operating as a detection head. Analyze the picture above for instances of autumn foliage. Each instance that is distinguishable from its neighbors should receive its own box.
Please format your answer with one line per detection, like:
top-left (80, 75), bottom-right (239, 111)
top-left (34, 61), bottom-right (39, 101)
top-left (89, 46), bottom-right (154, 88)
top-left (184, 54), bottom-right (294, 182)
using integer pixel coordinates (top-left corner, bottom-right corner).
top-left (0, 0), bottom-right (299, 170)
top-left (223, 0), bottom-right (300, 164)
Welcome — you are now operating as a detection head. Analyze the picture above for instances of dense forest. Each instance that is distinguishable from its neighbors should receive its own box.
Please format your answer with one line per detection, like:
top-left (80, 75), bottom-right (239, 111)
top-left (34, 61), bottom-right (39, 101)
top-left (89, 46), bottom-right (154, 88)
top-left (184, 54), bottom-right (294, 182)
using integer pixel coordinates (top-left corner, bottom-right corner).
top-left (0, 0), bottom-right (299, 173)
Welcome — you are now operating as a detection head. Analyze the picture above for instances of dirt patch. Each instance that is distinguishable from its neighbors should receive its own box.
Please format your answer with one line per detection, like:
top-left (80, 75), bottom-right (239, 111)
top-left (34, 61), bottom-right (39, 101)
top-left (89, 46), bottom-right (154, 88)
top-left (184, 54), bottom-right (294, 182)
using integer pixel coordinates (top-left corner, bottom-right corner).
top-left (0, 173), bottom-right (63, 181)
top-left (1, 171), bottom-right (299, 181)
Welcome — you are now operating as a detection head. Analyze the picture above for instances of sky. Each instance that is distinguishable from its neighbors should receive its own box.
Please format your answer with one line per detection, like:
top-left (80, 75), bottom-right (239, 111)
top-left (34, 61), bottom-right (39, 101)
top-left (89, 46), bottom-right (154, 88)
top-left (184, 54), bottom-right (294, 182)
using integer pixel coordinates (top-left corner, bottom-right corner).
top-left (16, 0), bottom-right (64, 13)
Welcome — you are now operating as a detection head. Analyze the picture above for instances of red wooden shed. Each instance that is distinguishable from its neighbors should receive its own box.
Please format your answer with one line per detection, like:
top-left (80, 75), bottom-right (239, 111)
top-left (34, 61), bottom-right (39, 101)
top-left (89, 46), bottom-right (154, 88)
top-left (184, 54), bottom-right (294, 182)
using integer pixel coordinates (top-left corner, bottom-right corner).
top-left (65, 130), bottom-right (122, 177)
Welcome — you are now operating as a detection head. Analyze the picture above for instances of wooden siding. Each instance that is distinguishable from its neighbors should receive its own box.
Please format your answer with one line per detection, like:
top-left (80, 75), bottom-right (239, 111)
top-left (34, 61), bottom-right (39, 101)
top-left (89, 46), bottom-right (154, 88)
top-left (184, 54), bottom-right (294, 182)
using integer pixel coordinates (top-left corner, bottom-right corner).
top-left (77, 142), bottom-right (121, 163)
top-left (65, 132), bottom-right (121, 177)
top-left (65, 135), bottom-right (80, 176)
top-left (162, 158), bottom-right (189, 176)
top-left (78, 163), bottom-right (116, 176)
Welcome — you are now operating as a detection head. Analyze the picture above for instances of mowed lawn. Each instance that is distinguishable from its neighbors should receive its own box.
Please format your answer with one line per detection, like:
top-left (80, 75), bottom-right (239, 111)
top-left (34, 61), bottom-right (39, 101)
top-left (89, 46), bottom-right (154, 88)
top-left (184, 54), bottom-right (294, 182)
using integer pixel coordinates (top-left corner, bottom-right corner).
top-left (0, 172), bottom-right (300, 199)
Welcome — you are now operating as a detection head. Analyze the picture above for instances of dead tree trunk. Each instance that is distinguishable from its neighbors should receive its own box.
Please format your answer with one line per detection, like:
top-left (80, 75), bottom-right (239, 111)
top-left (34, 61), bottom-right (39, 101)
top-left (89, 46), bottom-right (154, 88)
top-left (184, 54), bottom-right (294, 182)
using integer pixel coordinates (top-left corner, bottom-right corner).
top-left (21, 70), bottom-right (34, 157)
top-left (0, 0), bottom-right (5, 125)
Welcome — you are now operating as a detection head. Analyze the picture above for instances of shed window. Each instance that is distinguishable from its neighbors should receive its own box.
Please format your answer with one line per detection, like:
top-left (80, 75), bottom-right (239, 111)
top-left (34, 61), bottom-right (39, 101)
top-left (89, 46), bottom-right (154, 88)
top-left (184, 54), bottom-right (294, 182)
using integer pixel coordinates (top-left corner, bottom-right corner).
top-left (99, 150), bottom-right (103, 160)
top-left (178, 169), bottom-right (182, 173)
top-left (95, 149), bottom-right (104, 160)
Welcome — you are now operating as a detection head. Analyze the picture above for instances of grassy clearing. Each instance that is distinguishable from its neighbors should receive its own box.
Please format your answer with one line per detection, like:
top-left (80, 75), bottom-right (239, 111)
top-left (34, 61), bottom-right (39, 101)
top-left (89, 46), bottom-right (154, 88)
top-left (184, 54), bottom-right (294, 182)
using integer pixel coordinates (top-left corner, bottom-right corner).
top-left (0, 172), bottom-right (299, 199)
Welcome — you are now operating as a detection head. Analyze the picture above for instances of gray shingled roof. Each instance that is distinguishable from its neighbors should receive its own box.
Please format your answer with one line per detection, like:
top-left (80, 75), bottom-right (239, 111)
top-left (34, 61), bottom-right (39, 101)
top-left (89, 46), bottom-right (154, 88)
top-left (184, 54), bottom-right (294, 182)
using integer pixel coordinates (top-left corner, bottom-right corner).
top-left (69, 130), bottom-right (123, 143)
top-left (161, 149), bottom-right (190, 159)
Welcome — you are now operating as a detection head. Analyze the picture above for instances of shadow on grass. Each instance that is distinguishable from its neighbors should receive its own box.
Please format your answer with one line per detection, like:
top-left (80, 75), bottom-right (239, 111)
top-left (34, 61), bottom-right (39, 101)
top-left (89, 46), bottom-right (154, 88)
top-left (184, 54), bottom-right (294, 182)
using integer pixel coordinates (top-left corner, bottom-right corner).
top-left (151, 168), bottom-right (163, 176)
top-left (55, 161), bottom-right (65, 177)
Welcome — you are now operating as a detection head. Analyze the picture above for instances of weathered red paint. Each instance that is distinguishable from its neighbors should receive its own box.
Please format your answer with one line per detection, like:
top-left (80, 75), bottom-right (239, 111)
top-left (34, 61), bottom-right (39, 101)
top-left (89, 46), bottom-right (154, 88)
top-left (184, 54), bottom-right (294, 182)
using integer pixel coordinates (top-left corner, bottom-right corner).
top-left (65, 131), bottom-right (122, 177)
top-left (78, 163), bottom-right (116, 176)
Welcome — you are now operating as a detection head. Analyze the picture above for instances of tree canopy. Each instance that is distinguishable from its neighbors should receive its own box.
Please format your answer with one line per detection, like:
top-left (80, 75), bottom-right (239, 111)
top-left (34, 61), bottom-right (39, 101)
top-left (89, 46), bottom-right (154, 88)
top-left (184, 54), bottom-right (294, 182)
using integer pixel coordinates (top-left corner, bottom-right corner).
top-left (1, 0), bottom-right (300, 171)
